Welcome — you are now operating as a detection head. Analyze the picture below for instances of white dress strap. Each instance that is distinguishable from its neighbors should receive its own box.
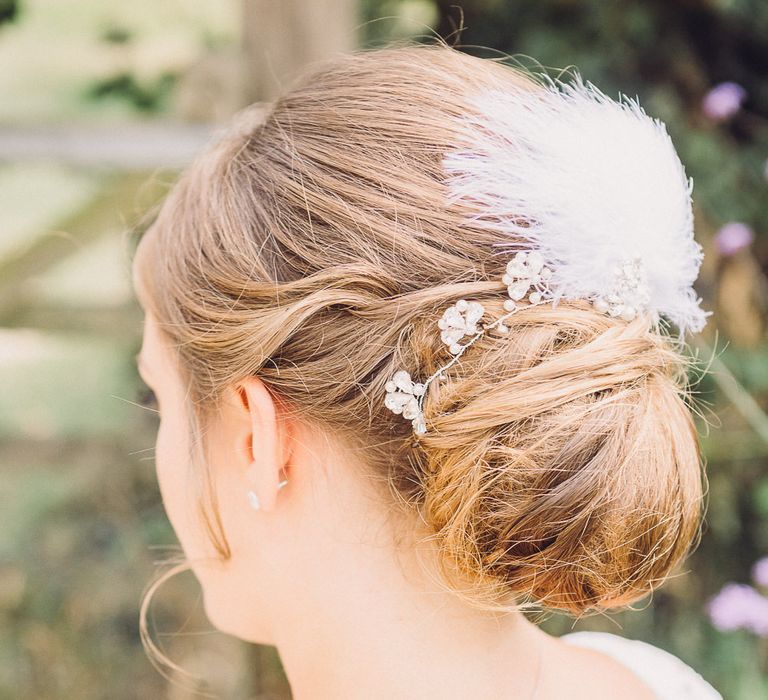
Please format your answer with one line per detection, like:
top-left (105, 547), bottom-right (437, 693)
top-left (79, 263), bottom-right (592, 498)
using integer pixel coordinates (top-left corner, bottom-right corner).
top-left (560, 631), bottom-right (723, 700)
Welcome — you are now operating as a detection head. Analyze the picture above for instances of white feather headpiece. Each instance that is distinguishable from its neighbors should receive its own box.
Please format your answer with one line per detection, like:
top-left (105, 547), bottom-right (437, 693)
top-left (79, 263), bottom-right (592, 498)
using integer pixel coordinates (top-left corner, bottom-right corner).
top-left (384, 72), bottom-right (711, 436)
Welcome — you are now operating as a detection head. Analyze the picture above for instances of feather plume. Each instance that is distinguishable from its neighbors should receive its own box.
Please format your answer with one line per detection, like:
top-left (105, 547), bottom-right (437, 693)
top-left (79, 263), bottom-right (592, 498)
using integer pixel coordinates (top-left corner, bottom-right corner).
top-left (442, 72), bottom-right (711, 342)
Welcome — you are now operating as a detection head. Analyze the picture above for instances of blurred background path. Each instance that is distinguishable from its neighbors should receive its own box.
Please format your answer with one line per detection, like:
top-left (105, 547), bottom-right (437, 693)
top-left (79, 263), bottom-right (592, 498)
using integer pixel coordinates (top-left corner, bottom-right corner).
top-left (1, 1), bottom-right (767, 699)
top-left (0, 124), bottom-right (214, 168)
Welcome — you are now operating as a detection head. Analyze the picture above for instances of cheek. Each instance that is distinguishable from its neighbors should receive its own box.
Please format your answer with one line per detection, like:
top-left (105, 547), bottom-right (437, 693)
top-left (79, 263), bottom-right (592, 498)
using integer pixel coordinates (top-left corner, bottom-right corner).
top-left (150, 392), bottom-right (274, 641)
top-left (154, 405), bottom-right (210, 561)
top-left (154, 414), bottom-right (183, 522)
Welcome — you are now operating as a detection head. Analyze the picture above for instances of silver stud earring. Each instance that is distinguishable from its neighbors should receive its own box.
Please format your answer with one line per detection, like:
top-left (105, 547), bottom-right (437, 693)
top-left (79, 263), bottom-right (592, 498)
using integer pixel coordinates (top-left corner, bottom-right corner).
top-left (247, 479), bottom-right (289, 511)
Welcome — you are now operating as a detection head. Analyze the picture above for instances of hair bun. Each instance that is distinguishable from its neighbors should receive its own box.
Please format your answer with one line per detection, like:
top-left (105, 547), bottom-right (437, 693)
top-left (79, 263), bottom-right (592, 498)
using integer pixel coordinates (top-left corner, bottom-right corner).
top-left (415, 300), bottom-right (704, 615)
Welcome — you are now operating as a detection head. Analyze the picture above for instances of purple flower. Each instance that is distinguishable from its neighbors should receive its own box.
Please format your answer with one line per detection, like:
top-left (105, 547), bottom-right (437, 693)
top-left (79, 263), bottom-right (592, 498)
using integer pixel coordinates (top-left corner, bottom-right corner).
top-left (752, 557), bottom-right (768, 587)
top-left (702, 82), bottom-right (747, 122)
top-left (714, 222), bottom-right (754, 256)
top-left (707, 583), bottom-right (768, 636)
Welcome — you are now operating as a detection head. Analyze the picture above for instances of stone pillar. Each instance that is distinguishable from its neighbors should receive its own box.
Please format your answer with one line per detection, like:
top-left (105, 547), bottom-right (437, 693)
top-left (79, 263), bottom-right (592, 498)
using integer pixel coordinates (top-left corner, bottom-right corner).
top-left (242, 0), bottom-right (359, 103)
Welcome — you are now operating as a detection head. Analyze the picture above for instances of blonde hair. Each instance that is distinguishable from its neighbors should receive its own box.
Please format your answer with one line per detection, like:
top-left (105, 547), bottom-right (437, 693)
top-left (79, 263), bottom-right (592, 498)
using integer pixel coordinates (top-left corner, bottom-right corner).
top-left (136, 41), bottom-right (707, 627)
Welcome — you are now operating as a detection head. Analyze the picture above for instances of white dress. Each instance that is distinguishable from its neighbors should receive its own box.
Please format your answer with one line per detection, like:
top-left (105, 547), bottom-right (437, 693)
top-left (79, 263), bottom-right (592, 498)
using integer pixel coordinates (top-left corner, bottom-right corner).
top-left (560, 631), bottom-right (723, 699)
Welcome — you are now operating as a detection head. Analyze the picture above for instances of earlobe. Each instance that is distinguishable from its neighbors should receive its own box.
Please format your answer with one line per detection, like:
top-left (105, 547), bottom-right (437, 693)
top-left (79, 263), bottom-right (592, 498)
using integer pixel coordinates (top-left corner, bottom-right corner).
top-left (247, 477), bottom-right (289, 511)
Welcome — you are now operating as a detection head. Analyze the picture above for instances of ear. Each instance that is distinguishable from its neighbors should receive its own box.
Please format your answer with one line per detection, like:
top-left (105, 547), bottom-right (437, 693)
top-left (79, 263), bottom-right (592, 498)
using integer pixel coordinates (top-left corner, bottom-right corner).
top-left (232, 376), bottom-right (294, 513)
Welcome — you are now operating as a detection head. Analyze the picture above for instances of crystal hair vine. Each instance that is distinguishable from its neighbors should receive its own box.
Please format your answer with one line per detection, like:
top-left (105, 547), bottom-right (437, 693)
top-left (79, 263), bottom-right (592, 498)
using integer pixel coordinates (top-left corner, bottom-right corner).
top-left (384, 71), bottom-right (711, 437)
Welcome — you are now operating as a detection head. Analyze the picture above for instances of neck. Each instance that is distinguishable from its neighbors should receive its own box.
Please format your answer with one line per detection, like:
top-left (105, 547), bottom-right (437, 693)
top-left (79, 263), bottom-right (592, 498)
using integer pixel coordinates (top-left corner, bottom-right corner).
top-left (272, 527), bottom-right (550, 700)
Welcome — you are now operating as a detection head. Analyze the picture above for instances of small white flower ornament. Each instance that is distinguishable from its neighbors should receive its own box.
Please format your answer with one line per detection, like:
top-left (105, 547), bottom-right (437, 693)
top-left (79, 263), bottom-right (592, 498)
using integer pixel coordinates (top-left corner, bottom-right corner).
top-left (438, 299), bottom-right (485, 354)
top-left (384, 71), bottom-right (710, 437)
top-left (592, 257), bottom-right (652, 321)
top-left (503, 250), bottom-right (553, 304)
top-left (384, 370), bottom-right (427, 434)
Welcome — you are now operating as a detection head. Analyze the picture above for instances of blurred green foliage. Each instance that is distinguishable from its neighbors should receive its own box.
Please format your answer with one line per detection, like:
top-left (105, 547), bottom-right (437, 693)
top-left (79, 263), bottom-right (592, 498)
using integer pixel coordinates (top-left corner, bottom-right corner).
top-left (85, 71), bottom-right (178, 113)
top-left (1, 1), bottom-right (767, 699)
top-left (84, 24), bottom-right (179, 113)
top-left (0, 0), bottom-right (238, 123)
top-left (0, 0), bottom-right (17, 26)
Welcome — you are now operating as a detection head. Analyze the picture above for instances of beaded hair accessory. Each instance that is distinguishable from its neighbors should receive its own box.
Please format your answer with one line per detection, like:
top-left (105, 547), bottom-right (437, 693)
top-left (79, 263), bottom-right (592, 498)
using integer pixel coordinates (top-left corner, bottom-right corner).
top-left (384, 72), bottom-right (711, 436)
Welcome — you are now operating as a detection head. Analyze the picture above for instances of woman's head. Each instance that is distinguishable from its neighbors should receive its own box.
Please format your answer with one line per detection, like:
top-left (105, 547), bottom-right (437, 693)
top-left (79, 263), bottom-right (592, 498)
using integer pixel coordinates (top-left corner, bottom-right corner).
top-left (133, 42), bottom-right (706, 644)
